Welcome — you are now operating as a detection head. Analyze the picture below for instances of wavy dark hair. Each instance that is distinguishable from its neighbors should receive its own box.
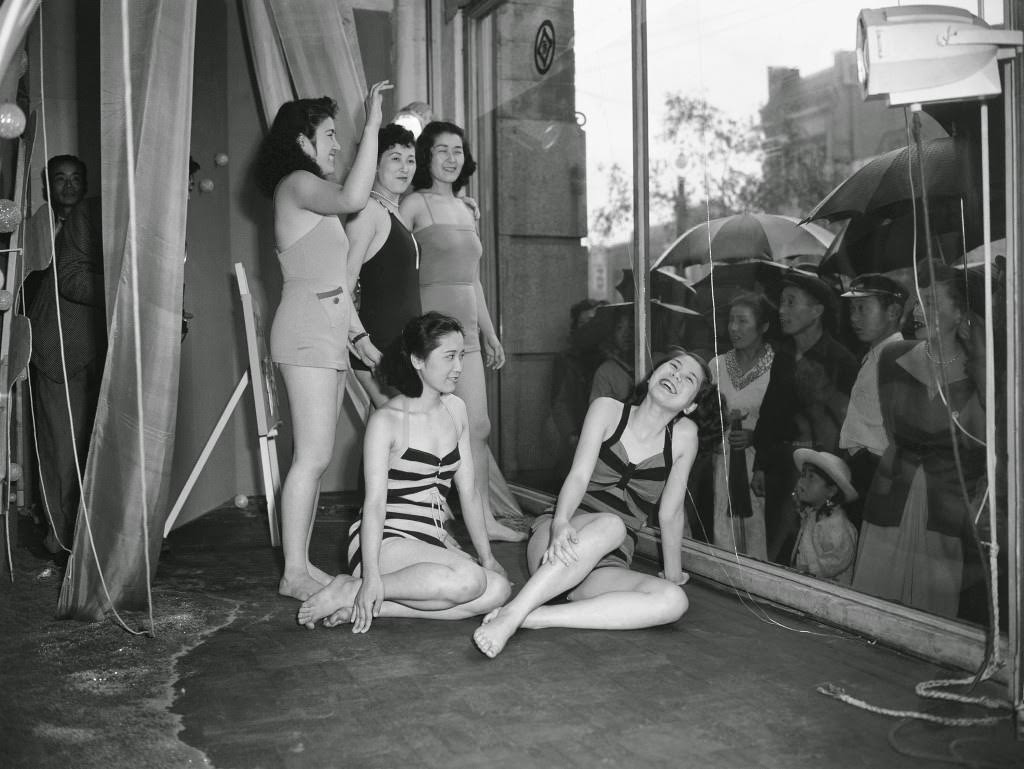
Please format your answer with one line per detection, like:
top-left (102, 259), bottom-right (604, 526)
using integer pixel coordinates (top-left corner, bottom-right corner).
top-left (630, 347), bottom-right (724, 451)
top-left (412, 121), bottom-right (477, 193)
top-left (378, 312), bottom-right (465, 397)
top-left (254, 96), bottom-right (337, 197)
top-left (377, 123), bottom-right (416, 163)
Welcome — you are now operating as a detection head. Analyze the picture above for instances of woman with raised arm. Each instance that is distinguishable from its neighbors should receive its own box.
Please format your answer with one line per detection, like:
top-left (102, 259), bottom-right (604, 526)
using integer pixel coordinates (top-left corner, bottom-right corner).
top-left (344, 122), bottom-right (420, 407)
top-left (473, 349), bottom-right (719, 658)
top-left (297, 312), bottom-right (510, 631)
top-left (399, 121), bottom-right (526, 543)
top-left (254, 81), bottom-right (392, 601)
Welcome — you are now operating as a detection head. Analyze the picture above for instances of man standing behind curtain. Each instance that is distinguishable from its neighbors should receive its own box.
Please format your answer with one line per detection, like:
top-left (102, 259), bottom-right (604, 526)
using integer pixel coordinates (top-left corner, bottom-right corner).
top-left (27, 180), bottom-right (106, 561)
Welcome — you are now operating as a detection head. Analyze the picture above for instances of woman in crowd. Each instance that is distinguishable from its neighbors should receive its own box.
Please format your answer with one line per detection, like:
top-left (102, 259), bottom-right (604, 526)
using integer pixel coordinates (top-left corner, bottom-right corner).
top-left (400, 121), bottom-right (524, 542)
top-left (253, 81), bottom-right (391, 601)
top-left (852, 260), bottom-right (986, 617)
top-left (297, 313), bottom-right (510, 631)
top-left (344, 122), bottom-right (420, 407)
top-left (472, 349), bottom-right (719, 658)
top-left (710, 293), bottom-right (775, 560)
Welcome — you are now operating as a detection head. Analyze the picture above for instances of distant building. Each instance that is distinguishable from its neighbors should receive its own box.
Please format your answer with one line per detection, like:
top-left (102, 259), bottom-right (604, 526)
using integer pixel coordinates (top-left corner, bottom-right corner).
top-left (759, 50), bottom-right (946, 217)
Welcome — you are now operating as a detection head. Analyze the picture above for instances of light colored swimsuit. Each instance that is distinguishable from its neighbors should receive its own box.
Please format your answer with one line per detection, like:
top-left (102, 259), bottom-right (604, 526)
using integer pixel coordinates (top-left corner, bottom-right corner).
top-left (415, 193), bottom-right (482, 353)
top-left (270, 215), bottom-right (352, 371)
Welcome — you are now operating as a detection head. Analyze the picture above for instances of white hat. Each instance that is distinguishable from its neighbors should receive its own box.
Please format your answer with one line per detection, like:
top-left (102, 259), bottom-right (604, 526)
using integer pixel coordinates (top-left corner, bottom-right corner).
top-left (793, 448), bottom-right (858, 503)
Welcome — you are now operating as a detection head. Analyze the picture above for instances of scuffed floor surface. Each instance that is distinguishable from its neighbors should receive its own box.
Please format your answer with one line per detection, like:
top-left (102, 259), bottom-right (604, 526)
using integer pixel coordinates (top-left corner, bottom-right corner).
top-left (3, 497), bottom-right (1023, 769)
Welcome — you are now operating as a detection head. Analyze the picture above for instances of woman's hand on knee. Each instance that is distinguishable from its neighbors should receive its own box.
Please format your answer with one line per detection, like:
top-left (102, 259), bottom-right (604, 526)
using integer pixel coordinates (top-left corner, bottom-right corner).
top-left (542, 522), bottom-right (579, 567)
top-left (352, 574), bottom-right (384, 633)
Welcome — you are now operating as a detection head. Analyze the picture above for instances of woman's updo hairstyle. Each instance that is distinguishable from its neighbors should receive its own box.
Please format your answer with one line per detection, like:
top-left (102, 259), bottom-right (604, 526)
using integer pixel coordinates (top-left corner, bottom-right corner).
top-left (379, 312), bottom-right (464, 397)
top-left (254, 96), bottom-right (338, 197)
top-left (631, 347), bottom-right (724, 451)
top-left (412, 121), bottom-right (477, 193)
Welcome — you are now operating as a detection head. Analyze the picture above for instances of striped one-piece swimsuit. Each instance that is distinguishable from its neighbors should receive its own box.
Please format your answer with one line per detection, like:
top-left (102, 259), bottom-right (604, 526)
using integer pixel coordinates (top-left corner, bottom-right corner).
top-left (578, 400), bottom-right (674, 567)
top-left (346, 399), bottom-right (462, 576)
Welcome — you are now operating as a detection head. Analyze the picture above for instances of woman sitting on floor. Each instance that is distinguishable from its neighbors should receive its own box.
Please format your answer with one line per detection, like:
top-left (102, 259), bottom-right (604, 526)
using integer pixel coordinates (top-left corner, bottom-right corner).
top-left (473, 348), bottom-right (720, 658)
top-left (297, 312), bottom-right (510, 631)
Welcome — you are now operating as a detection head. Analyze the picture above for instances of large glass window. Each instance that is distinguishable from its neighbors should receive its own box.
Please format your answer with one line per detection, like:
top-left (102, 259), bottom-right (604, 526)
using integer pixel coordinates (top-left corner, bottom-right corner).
top-left (475, 0), bottom-right (1009, 639)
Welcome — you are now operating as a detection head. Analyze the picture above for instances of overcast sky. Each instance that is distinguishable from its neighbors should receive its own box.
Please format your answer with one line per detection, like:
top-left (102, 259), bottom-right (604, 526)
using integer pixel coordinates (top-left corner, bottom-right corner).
top-left (571, 0), bottom-right (999, 219)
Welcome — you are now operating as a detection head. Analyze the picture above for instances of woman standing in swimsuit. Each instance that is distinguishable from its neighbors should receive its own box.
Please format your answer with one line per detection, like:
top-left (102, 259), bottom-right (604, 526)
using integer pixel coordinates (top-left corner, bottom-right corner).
top-left (473, 349), bottom-right (718, 657)
top-left (297, 312), bottom-right (510, 631)
top-left (400, 121), bottom-right (524, 543)
top-left (345, 122), bottom-right (420, 406)
top-left (254, 81), bottom-right (391, 601)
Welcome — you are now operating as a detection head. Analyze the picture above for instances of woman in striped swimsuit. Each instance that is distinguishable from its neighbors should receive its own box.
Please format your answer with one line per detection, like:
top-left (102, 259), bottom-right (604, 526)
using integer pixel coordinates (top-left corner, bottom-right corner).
top-left (297, 313), bottom-right (510, 631)
top-left (473, 349), bottom-right (717, 658)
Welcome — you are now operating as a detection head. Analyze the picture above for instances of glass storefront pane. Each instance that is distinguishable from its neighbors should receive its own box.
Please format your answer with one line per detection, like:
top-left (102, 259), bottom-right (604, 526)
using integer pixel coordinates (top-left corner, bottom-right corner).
top-left (637, 0), bottom-right (1006, 630)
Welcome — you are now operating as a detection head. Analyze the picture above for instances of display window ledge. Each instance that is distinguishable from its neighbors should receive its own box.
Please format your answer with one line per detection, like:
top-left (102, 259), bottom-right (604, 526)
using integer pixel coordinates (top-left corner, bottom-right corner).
top-left (509, 483), bottom-right (1006, 681)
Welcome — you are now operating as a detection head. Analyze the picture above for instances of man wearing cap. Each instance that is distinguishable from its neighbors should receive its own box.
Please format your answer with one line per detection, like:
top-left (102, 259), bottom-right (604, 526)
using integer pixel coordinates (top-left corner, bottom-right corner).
top-left (751, 269), bottom-right (859, 563)
top-left (838, 273), bottom-right (909, 525)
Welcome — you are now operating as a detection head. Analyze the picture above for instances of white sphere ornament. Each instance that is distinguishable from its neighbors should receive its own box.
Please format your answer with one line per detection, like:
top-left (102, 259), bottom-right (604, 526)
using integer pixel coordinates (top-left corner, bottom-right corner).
top-left (214, 153), bottom-right (229, 167)
top-left (199, 178), bottom-right (214, 193)
top-left (0, 103), bottom-right (26, 139)
top-left (7, 462), bottom-right (21, 483)
top-left (0, 199), bottom-right (20, 232)
top-left (233, 494), bottom-right (249, 509)
top-left (0, 289), bottom-right (12, 311)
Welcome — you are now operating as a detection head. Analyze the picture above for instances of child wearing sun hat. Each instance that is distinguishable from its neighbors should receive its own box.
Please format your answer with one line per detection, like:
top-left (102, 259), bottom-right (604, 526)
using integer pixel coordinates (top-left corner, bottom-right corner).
top-left (790, 449), bottom-right (859, 585)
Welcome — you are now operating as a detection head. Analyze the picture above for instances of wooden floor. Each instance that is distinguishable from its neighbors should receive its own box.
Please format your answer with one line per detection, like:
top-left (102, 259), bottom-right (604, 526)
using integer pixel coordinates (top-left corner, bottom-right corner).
top-left (158, 501), bottom-right (1023, 769)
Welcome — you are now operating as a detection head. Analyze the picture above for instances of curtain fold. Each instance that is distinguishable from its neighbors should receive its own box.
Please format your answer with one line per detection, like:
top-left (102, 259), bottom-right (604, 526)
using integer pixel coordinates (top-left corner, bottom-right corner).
top-left (266, 0), bottom-right (367, 175)
top-left (239, 0), bottom-right (294, 127)
top-left (58, 0), bottom-right (196, 620)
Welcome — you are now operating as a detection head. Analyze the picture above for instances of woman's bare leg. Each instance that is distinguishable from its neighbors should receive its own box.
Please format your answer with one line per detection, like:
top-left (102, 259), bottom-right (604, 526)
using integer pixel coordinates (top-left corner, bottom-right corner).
top-left (519, 567), bottom-right (688, 630)
top-left (297, 538), bottom-right (510, 626)
top-left (455, 350), bottom-right (525, 542)
top-left (278, 365), bottom-right (347, 600)
top-left (472, 512), bottom-right (629, 657)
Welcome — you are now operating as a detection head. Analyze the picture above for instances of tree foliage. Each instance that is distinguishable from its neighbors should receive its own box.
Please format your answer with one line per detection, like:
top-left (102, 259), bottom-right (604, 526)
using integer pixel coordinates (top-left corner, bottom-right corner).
top-left (588, 92), bottom-right (836, 244)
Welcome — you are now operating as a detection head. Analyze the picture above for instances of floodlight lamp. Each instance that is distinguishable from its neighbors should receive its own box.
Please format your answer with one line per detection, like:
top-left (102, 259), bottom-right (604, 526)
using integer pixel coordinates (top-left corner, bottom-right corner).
top-left (857, 5), bottom-right (1023, 106)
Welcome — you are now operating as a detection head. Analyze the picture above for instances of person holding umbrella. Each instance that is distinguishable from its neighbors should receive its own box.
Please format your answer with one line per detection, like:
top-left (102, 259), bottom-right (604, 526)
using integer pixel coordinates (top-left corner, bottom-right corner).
top-left (709, 292), bottom-right (776, 560)
top-left (750, 270), bottom-right (859, 564)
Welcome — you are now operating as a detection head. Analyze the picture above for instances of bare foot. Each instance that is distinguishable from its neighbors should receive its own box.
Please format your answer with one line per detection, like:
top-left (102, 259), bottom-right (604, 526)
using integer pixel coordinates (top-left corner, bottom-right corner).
top-left (308, 563), bottom-right (333, 586)
top-left (279, 573), bottom-right (325, 601)
top-left (485, 520), bottom-right (527, 543)
top-left (472, 606), bottom-right (522, 658)
top-left (322, 607), bottom-right (355, 628)
top-left (296, 575), bottom-right (360, 629)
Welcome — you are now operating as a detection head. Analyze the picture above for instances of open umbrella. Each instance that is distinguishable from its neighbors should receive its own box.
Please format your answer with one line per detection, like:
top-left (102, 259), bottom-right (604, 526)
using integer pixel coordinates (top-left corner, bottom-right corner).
top-left (803, 137), bottom-right (962, 224)
top-left (651, 213), bottom-right (833, 271)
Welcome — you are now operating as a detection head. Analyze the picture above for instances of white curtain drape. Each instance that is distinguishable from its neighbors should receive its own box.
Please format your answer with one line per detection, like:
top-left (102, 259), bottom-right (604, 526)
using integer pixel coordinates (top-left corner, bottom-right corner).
top-left (58, 0), bottom-right (196, 620)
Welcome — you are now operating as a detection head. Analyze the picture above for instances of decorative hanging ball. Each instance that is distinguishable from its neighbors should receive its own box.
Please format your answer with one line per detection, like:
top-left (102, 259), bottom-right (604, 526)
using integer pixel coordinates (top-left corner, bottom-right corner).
top-left (0, 289), bottom-right (12, 311)
top-left (214, 153), bottom-right (229, 167)
top-left (233, 494), bottom-right (249, 509)
top-left (0, 103), bottom-right (26, 139)
top-left (0, 198), bottom-right (20, 232)
top-left (199, 178), bottom-right (215, 193)
top-left (7, 462), bottom-right (21, 483)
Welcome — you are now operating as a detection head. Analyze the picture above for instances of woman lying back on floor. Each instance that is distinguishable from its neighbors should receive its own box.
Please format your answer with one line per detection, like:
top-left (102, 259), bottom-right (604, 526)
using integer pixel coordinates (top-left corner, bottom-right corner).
top-left (473, 348), bottom-right (720, 657)
top-left (297, 312), bottom-right (510, 631)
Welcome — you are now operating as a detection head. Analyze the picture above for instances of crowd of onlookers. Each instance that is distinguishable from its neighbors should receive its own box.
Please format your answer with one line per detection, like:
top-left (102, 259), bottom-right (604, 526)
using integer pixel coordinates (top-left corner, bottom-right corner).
top-left (550, 259), bottom-right (991, 622)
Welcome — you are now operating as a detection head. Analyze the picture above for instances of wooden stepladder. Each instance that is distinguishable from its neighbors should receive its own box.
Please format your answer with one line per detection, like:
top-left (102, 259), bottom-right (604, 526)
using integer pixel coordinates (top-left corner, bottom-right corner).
top-left (234, 262), bottom-right (282, 546)
top-left (163, 262), bottom-right (282, 546)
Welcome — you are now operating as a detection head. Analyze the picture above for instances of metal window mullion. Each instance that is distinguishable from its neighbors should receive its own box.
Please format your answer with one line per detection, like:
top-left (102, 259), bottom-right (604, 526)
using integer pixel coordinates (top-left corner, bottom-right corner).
top-left (631, 0), bottom-right (650, 380)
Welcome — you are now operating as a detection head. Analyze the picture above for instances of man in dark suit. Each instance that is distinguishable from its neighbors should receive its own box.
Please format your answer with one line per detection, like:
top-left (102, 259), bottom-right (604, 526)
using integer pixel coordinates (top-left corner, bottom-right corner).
top-left (27, 168), bottom-right (105, 558)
